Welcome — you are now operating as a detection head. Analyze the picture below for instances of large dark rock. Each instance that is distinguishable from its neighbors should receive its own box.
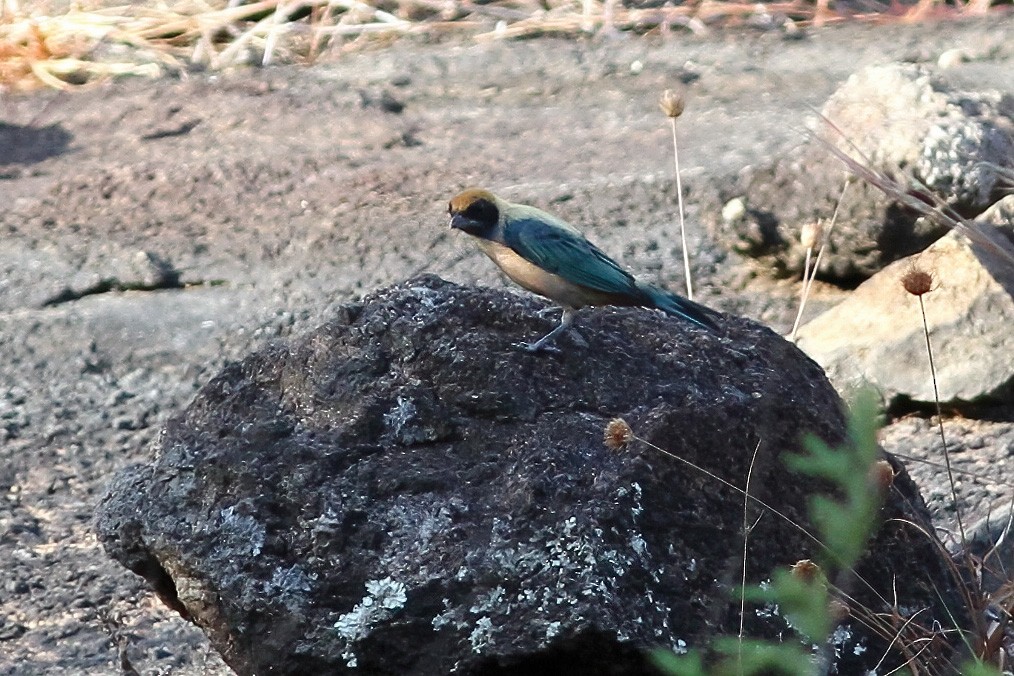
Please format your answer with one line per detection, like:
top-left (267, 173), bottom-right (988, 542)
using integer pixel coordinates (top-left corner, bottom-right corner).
top-left (96, 275), bottom-right (967, 675)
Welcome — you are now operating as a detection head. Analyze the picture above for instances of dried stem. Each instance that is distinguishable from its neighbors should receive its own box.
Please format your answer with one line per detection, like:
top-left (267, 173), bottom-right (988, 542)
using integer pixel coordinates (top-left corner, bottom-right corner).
top-left (790, 179), bottom-right (849, 341)
top-left (739, 440), bottom-right (762, 661)
top-left (916, 294), bottom-right (966, 546)
top-left (814, 113), bottom-right (1014, 269)
top-left (669, 117), bottom-right (694, 300)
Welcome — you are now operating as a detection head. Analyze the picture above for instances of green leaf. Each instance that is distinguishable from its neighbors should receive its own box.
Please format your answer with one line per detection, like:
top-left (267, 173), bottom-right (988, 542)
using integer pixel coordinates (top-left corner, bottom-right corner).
top-left (958, 661), bottom-right (1003, 676)
top-left (745, 569), bottom-right (831, 644)
top-left (711, 639), bottom-right (816, 676)
top-left (650, 648), bottom-right (705, 676)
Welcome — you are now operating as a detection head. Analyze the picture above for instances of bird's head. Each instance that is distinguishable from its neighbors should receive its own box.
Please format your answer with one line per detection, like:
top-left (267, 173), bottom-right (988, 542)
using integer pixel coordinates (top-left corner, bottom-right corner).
top-left (448, 188), bottom-right (500, 238)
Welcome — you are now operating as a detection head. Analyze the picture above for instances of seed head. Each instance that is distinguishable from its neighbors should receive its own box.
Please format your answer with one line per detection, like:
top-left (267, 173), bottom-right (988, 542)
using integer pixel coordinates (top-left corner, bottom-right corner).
top-left (800, 220), bottom-right (822, 250)
top-left (869, 459), bottom-right (895, 494)
top-left (604, 418), bottom-right (634, 451)
top-left (659, 89), bottom-right (686, 119)
top-left (828, 599), bottom-right (850, 622)
top-left (790, 559), bottom-right (822, 584)
top-left (901, 266), bottom-right (933, 297)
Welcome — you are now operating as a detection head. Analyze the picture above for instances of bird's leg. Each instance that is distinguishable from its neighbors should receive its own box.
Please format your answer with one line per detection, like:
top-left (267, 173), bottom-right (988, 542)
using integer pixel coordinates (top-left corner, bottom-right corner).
top-left (521, 308), bottom-right (576, 353)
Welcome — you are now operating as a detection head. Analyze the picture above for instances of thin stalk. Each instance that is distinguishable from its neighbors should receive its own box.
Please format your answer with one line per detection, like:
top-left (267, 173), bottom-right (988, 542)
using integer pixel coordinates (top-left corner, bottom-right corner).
top-left (791, 179), bottom-right (849, 342)
top-left (670, 118), bottom-right (693, 300)
top-left (917, 295), bottom-right (966, 545)
top-left (739, 440), bottom-right (762, 665)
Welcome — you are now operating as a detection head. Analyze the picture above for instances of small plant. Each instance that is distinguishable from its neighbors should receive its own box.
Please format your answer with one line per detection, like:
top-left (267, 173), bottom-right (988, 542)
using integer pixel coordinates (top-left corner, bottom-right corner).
top-left (814, 113), bottom-right (1013, 673)
top-left (649, 390), bottom-right (890, 675)
top-left (900, 263), bottom-right (967, 546)
top-left (633, 388), bottom-right (1006, 676)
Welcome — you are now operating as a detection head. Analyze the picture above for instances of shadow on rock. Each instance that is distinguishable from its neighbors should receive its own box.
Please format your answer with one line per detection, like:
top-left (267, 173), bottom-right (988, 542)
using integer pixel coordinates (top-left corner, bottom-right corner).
top-left (0, 121), bottom-right (72, 167)
top-left (96, 275), bottom-right (968, 675)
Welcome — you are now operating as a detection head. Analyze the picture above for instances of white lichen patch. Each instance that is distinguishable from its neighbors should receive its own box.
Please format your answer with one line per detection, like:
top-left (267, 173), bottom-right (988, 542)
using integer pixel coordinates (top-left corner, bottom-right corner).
top-left (545, 621), bottom-right (562, 640)
top-left (399, 285), bottom-right (449, 332)
top-left (419, 476), bottom-right (681, 660)
top-left (433, 598), bottom-right (470, 632)
top-left (384, 396), bottom-right (416, 433)
top-left (469, 616), bottom-right (494, 652)
top-left (754, 579), bottom-right (781, 620)
top-left (469, 586), bottom-right (506, 615)
top-left (828, 623), bottom-right (866, 662)
top-left (379, 498), bottom-right (457, 579)
top-left (334, 577), bottom-right (408, 668)
top-left (428, 482), bottom-right (675, 656)
top-left (263, 565), bottom-right (313, 614)
top-left (217, 504), bottom-right (265, 557)
top-left (630, 482), bottom-right (643, 516)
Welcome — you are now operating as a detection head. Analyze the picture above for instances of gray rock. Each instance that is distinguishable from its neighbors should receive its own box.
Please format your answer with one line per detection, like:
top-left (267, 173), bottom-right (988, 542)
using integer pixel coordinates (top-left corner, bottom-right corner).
top-left (720, 63), bottom-right (1014, 283)
top-left (96, 276), bottom-right (965, 675)
top-left (0, 239), bottom-right (182, 309)
top-left (881, 415), bottom-right (1014, 567)
top-left (797, 196), bottom-right (1014, 406)
top-left (881, 413), bottom-right (1014, 601)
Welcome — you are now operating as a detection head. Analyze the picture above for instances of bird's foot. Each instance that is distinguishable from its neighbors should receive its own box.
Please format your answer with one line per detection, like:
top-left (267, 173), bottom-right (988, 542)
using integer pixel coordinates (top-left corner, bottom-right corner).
top-left (516, 329), bottom-right (585, 354)
top-left (517, 308), bottom-right (576, 354)
top-left (515, 340), bottom-right (562, 355)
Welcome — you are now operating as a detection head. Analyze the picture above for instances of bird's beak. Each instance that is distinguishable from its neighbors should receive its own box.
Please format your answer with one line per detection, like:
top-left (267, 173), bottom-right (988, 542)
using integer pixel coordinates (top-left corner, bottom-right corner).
top-left (449, 213), bottom-right (473, 232)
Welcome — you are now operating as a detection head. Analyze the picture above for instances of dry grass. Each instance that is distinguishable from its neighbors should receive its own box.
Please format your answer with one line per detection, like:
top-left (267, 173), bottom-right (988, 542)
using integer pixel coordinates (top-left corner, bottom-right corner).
top-left (614, 408), bottom-right (1013, 672)
top-left (813, 114), bottom-right (1014, 671)
top-left (1, 0), bottom-right (1009, 91)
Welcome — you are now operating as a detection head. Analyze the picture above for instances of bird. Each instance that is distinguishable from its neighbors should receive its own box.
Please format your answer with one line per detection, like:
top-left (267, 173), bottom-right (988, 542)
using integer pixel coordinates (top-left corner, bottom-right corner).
top-left (447, 187), bottom-right (720, 352)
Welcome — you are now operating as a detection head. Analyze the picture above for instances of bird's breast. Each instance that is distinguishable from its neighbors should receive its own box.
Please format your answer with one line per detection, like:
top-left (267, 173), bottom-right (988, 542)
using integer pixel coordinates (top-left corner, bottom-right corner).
top-left (475, 240), bottom-right (629, 309)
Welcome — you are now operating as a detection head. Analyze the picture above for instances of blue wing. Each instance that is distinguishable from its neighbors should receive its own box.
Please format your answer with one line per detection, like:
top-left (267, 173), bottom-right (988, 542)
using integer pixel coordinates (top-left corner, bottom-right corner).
top-left (502, 215), bottom-right (639, 295)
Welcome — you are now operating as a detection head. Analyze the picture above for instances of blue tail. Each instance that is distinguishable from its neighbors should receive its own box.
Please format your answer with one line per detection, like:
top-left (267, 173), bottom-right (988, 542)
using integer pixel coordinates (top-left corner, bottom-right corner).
top-left (638, 283), bottom-right (720, 331)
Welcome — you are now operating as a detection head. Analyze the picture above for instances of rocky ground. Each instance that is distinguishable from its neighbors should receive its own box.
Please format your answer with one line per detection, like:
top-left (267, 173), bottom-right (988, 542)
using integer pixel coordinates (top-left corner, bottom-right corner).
top-left (1, 17), bottom-right (1012, 675)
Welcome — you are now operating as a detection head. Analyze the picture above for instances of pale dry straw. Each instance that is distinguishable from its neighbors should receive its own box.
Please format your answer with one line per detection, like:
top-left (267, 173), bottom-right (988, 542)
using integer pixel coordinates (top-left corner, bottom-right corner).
top-left (660, 87), bottom-right (694, 300)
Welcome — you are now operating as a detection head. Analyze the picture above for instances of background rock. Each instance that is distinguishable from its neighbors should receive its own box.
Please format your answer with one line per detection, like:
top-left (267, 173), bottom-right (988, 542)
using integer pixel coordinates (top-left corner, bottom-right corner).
top-left (97, 276), bottom-right (965, 676)
top-left (796, 195), bottom-right (1014, 407)
top-left (882, 417), bottom-right (1014, 559)
top-left (719, 63), bottom-right (1014, 284)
